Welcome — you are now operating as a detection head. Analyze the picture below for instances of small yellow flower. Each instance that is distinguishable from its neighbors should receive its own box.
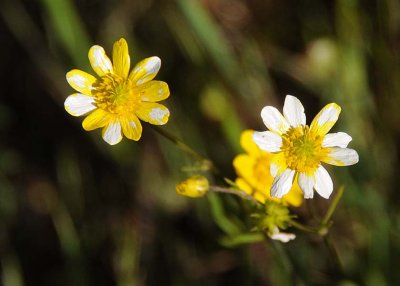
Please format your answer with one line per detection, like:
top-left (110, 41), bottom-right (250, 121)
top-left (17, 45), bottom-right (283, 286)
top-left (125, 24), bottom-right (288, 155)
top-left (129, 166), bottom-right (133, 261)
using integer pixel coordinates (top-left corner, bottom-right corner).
top-left (233, 130), bottom-right (303, 206)
top-left (253, 95), bottom-right (359, 199)
top-left (176, 176), bottom-right (209, 198)
top-left (64, 38), bottom-right (170, 145)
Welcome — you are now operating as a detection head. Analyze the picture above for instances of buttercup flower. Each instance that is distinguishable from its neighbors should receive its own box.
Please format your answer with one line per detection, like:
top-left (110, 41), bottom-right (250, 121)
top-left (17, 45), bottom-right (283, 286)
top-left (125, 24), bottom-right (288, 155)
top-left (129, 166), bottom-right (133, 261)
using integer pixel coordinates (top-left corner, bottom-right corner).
top-left (176, 176), bottom-right (209, 198)
top-left (64, 38), bottom-right (170, 145)
top-left (233, 130), bottom-right (303, 206)
top-left (253, 95), bottom-right (358, 199)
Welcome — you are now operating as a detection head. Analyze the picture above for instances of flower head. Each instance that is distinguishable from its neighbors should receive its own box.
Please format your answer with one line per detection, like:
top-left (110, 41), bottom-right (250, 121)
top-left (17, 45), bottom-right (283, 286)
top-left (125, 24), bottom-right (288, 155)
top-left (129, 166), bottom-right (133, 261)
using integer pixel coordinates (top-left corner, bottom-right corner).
top-left (253, 95), bottom-right (359, 199)
top-left (176, 176), bottom-right (209, 198)
top-left (233, 130), bottom-right (302, 206)
top-left (251, 201), bottom-right (296, 243)
top-left (64, 38), bottom-right (170, 145)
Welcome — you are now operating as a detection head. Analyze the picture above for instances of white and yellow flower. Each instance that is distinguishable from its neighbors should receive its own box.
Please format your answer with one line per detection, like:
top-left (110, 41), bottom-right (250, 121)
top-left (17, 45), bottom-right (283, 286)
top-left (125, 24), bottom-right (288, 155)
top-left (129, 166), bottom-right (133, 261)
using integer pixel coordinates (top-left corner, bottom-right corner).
top-left (233, 130), bottom-right (303, 206)
top-left (64, 38), bottom-right (170, 145)
top-left (253, 95), bottom-right (359, 199)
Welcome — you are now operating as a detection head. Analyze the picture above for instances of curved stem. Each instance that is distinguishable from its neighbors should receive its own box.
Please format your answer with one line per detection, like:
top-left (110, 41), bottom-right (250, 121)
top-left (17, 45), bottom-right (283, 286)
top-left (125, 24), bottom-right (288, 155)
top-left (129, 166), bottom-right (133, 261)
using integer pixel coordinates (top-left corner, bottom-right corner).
top-left (289, 220), bottom-right (318, 233)
top-left (150, 125), bottom-right (221, 176)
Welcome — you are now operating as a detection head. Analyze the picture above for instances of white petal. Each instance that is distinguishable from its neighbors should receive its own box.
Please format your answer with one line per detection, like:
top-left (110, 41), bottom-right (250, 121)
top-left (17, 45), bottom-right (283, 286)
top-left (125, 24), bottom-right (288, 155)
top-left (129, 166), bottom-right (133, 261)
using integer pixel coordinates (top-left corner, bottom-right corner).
top-left (261, 106), bottom-right (290, 135)
top-left (271, 168), bottom-right (295, 198)
top-left (298, 173), bottom-right (315, 199)
top-left (323, 148), bottom-right (359, 166)
top-left (322, 132), bottom-right (352, 148)
top-left (64, 93), bottom-right (96, 116)
top-left (314, 165), bottom-right (333, 199)
top-left (102, 121), bottom-right (122, 145)
top-left (270, 163), bottom-right (279, 177)
top-left (283, 95), bottom-right (306, 127)
top-left (310, 103), bottom-right (341, 136)
top-left (129, 56), bottom-right (161, 85)
top-left (89, 45), bottom-right (113, 76)
top-left (269, 227), bottom-right (296, 243)
top-left (252, 131), bottom-right (282, 152)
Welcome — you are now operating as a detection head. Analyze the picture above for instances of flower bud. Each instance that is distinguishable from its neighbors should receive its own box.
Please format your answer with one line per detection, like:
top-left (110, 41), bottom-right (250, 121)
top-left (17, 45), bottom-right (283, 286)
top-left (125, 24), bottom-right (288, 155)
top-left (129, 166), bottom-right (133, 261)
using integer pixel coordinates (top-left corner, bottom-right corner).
top-left (176, 176), bottom-right (209, 198)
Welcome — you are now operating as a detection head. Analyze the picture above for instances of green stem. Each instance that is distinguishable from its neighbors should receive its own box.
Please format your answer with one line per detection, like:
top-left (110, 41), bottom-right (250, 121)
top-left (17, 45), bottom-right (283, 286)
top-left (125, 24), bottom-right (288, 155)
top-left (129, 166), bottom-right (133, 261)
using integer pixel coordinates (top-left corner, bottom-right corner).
top-left (209, 185), bottom-right (258, 203)
top-left (321, 185), bottom-right (345, 227)
top-left (150, 125), bottom-right (220, 175)
top-left (289, 220), bottom-right (318, 233)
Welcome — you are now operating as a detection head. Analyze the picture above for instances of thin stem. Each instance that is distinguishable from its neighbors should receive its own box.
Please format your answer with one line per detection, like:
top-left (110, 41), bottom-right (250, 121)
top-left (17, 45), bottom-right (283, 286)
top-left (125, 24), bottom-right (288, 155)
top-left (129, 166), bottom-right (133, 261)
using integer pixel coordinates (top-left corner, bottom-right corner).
top-left (209, 185), bottom-right (259, 203)
top-left (150, 125), bottom-right (220, 175)
top-left (321, 185), bottom-right (345, 226)
top-left (289, 220), bottom-right (318, 233)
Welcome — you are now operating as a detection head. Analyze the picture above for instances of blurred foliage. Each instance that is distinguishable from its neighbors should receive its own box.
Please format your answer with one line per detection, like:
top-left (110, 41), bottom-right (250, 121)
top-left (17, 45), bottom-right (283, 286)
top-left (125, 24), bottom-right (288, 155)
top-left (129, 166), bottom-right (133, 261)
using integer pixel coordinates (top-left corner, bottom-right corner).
top-left (0, 0), bottom-right (400, 285)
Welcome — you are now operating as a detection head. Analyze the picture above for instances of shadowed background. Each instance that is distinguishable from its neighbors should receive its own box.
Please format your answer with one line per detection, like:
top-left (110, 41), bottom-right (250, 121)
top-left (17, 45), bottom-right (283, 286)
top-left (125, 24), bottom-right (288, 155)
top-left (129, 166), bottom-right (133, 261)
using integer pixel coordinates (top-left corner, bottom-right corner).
top-left (0, 0), bottom-right (400, 285)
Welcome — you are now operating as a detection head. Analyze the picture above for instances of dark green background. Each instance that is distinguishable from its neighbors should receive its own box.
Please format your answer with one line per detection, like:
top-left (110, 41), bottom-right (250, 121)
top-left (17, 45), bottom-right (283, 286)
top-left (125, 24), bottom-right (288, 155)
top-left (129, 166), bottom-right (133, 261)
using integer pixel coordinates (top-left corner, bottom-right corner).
top-left (0, 0), bottom-right (399, 285)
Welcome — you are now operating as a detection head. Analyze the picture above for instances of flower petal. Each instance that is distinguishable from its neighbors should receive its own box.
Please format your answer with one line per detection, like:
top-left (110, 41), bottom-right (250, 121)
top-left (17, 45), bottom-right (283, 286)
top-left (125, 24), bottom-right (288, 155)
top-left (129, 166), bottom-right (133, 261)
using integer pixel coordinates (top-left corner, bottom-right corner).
top-left (252, 131), bottom-right (282, 153)
top-left (261, 106), bottom-right (290, 135)
top-left (310, 103), bottom-right (341, 136)
top-left (298, 172), bottom-right (315, 199)
top-left (88, 45), bottom-right (113, 77)
top-left (129, 56), bottom-right (161, 85)
top-left (236, 178), bottom-right (266, 204)
top-left (82, 109), bottom-right (112, 131)
top-left (238, 130), bottom-right (258, 155)
top-left (283, 95), bottom-right (306, 127)
top-left (314, 165), bottom-right (333, 199)
top-left (271, 168), bottom-right (295, 198)
top-left (270, 153), bottom-right (286, 177)
top-left (322, 132), bottom-right (352, 148)
top-left (136, 102), bottom-right (169, 125)
top-left (136, 81), bottom-right (170, 102)
top-left (269, 227), bottom-right (296, 243)
top-left (112, 38), bottom-right (130, 79)
top-left (102, 120), bottom-right (123, 145)
top-left (120, 114), bottom-right (142, 141)
top-left (64, 93), bottom-right (96, 116)
top-left (322, 148), bottom-right (359, 166)
top-left (66, 69), bottom-right (96, 95)
top-left (233, 154), bottom-right (256, 180)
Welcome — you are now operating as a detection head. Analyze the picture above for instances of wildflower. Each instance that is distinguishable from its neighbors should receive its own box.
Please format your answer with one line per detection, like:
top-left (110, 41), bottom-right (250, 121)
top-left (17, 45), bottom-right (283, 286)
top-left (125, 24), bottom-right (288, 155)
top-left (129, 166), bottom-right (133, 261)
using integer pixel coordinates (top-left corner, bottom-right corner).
top-left (233, 130), bottom-right (303, 206)
top-left (253, 95), bottom-right (358, 199)
top-left (252, 201), bottom-right (296, 243)
top-left (176, 176), bottom-right (209, 198)
top-left (64, 38), bottom-right (170, 145)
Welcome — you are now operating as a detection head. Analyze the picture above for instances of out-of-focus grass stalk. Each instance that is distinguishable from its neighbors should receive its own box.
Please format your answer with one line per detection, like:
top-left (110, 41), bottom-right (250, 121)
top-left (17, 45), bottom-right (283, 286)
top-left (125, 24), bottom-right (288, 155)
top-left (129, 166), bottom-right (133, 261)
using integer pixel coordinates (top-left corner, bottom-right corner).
top-left (176, 0), bottom-right (239, 83)
top-left (40, 0), bottom-right (91, 67)
top-left (0, 0), bottom-right (65, 99)
top-left (174, 1), bottom-right (245, 151)
top-left (220, 232), bottom-right (264, 247)
top-left (1, 254), bottom-right (24, 286)
top-left (113, 225), bottom-right (141, 286)
top-left (44, 191), bottom-right (88, 286)
top-left (336, 0), bottom-right (390, 280)
top-left (0, 221), bottom-right (24, 286)
top-left (207, 193), bottom-right (241, 236)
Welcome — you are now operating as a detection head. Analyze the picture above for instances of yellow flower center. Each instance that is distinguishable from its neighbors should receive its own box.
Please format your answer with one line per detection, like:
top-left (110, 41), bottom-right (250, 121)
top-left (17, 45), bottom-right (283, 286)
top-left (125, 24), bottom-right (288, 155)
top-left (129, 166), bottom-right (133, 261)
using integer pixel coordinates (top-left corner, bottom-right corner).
top-left (281, 126), bottom-right (328, 173)
top-left (91, 74), bottom-right (139, 114)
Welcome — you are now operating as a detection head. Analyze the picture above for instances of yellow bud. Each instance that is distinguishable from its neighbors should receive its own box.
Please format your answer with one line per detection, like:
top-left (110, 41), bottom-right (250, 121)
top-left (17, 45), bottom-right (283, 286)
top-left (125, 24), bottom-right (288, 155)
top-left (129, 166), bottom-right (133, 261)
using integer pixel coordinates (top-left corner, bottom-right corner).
top-left (176, 176), bottom-right (209, 198)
